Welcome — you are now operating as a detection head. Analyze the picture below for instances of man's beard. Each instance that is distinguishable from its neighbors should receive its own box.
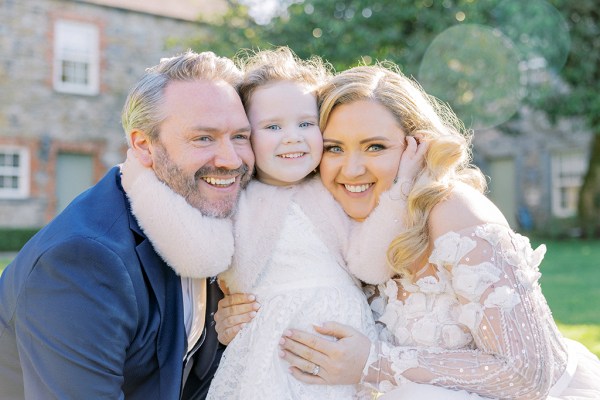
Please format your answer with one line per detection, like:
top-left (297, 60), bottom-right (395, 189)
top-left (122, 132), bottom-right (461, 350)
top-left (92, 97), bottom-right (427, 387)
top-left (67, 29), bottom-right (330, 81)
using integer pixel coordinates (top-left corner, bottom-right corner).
top-left (152, 145), bottom-right (251, 218)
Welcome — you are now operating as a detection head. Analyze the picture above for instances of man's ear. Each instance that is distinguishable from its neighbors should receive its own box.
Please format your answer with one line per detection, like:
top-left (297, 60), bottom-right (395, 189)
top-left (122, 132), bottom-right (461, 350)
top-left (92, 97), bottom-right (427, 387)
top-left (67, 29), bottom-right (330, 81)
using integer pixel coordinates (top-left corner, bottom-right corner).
top-left (130, 130), bottom-right (154, 168)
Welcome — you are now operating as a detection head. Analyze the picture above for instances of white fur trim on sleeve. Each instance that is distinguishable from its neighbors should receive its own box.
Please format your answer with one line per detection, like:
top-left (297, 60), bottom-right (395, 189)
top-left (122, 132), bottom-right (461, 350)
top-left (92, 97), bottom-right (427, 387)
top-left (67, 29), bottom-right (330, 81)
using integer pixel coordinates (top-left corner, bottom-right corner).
top-left (124, 168), bottom-right (234, 278)
top-left (347, 185), bottom-right (408, 284)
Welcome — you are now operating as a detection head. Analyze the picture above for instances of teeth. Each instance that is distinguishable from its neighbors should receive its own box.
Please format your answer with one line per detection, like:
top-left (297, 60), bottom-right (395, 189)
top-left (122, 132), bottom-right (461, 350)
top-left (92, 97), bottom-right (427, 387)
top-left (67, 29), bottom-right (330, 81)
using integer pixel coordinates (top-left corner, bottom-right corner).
top-left (279, 153), bottom-right (304, 159)
top-left (203, 177), bottom-right (236, 186)
top-left (344, 183), bottom-right (371, 193)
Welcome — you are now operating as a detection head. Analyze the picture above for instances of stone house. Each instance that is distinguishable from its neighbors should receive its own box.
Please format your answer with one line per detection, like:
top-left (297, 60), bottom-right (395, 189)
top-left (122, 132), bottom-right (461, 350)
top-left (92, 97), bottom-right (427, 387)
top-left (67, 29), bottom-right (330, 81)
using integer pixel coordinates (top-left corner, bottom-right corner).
top-left (473, 107), bottom-right (592, 236)
top-left (0, 0), bottom-right (224, 228)
top-left (0, 0), bottom-right (593, 235)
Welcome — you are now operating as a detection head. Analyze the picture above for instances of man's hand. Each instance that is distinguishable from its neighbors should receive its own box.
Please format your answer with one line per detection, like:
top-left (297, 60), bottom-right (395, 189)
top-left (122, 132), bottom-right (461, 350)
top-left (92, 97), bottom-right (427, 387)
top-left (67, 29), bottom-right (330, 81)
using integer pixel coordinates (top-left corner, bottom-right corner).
top-left (213, 293), bottom-right (259, 345)
top-left (278, 322), bottom-right (371, 385)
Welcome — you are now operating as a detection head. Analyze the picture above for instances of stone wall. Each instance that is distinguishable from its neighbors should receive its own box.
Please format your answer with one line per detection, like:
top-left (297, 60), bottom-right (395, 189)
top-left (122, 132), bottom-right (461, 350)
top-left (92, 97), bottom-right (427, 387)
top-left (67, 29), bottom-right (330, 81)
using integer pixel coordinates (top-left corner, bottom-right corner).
top-left (0, 0), bottom-right (212, 227)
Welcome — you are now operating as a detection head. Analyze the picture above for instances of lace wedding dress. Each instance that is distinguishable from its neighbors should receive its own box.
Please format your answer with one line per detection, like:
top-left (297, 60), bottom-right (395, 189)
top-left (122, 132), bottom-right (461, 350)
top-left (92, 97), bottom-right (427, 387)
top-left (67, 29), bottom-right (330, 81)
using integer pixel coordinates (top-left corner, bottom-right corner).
top-left (362, 224), bottom-right (600, 399)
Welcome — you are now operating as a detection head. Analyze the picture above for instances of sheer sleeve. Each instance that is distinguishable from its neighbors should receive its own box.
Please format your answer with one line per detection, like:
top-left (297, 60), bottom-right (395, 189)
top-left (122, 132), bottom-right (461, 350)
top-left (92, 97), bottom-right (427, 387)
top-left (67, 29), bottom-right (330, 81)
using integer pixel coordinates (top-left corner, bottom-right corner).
top-left (362, 224), bottom-right (568, 399)
top-left (346, 178), bottom-right (411, 285)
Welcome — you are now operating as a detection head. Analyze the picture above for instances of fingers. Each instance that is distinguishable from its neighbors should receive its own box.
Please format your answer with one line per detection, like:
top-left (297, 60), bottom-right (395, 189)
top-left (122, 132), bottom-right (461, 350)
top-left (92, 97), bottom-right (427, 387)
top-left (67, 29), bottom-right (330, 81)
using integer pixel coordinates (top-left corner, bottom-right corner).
top-left (415, 137), bottom-right (429, 158)
top-left (279, 332), bottom-right (329, 365)
top-left (404, 135), bottom-right (418, 154)
top-left (215, 293), bottom-right (257, 317)
top-left (279, 323), bottom-right (370, 385)
top-left (314, 321), bottom-right (357, 340)
top-left (279, 341), bottom-right (326, 375)
top-left (281, 328), bottom-right (336, 355)
top-left (214, 293), bottom-right (259, 345)
top-left (289, 366), bottom-right (326, 385)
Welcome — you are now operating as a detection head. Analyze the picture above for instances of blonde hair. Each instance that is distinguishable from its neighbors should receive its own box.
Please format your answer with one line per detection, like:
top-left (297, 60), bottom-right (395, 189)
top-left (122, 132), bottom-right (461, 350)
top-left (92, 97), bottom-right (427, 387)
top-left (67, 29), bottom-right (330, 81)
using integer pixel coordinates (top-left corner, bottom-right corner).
top-left (237, 46), bottom-right (332, 110)
top-left (121, 50), bottom-right (243, 145)
top-left (318, 64), bottom-right (486, 278)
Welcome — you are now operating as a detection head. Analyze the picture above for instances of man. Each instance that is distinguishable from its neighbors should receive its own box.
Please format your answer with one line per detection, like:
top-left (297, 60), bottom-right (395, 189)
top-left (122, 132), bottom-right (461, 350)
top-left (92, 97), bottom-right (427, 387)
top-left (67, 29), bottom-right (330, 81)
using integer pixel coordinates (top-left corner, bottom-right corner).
top-left (0, 51), bottom-right (254, 399)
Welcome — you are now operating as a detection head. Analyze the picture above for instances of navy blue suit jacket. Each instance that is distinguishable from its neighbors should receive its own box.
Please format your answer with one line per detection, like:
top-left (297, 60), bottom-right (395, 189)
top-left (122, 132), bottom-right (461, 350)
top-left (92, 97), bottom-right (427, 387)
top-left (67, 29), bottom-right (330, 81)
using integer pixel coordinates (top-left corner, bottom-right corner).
top-left (0, 167), bottom-right (223, 399)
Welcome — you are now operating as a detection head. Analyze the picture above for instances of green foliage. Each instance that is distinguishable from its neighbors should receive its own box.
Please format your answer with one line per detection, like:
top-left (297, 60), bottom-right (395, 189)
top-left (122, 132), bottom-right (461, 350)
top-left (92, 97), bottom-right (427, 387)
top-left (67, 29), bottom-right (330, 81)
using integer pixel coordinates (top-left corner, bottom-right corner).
top-left (189, 0), bottom-right (600, 234)
top-left (0, 228), bottom-right (39, 252)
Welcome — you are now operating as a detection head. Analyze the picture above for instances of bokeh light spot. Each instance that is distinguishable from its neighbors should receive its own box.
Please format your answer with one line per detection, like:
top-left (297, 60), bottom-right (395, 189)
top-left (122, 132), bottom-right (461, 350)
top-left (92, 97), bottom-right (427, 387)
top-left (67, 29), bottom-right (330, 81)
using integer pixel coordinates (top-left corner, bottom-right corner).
top-left (419, 24), bottom-right (523, 130)
top-left (312, 28), bottom-right (322, 38)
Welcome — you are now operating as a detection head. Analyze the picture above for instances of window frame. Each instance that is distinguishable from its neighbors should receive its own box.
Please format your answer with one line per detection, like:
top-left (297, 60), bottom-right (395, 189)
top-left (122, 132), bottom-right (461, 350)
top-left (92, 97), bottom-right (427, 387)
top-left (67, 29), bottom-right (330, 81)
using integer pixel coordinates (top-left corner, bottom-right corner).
top-left (550, 151), bottom-right (587, 218)
top-left (0, 146), bottom-right (30, 199)
top-left (53, 19), bottom-right (100, 96)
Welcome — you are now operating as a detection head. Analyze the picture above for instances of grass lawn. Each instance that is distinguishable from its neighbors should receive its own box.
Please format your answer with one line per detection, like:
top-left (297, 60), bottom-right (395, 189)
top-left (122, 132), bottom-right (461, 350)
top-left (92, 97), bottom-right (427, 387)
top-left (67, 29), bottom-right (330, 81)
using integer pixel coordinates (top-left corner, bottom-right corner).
top-left (0, 238), bottom-right (599, 356)
top-left (532, 236), bottom-right (600, 357)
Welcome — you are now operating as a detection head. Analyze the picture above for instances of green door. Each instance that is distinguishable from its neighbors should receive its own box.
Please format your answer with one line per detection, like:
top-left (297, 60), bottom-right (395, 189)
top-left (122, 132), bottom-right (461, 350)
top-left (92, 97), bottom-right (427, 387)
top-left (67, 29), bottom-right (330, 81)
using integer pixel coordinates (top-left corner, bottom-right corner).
top-left (55, 152), bottom-right (94, 214)
top-left (487, 157), bottom-right (517, 228)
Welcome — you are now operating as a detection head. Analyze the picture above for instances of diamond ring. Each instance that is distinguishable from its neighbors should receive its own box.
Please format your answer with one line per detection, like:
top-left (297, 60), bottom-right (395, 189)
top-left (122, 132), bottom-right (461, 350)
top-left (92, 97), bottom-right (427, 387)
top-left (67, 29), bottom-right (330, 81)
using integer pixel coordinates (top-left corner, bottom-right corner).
top-left (311, 364), bottom-right (320, 376)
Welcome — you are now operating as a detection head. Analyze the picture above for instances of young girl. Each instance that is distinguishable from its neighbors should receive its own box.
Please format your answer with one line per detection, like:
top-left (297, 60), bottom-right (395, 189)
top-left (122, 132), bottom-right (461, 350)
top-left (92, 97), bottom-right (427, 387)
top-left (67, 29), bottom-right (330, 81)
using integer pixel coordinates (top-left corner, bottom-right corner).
top-left (121, 47), bottom-right (425, 399)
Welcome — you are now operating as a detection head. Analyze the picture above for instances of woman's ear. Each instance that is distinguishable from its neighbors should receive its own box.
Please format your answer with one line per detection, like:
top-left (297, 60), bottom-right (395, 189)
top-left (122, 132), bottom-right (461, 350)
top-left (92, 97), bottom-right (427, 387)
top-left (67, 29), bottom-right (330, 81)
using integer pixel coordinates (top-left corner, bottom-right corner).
top-left (129, 130), bottom-right (154, 168)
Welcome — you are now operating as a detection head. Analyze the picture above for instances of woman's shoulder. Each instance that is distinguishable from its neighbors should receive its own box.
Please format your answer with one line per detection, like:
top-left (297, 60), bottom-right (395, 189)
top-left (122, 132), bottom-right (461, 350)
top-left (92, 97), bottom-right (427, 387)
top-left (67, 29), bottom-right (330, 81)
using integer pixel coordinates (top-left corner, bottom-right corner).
top-left (429, 182), bottom-right (508, 240)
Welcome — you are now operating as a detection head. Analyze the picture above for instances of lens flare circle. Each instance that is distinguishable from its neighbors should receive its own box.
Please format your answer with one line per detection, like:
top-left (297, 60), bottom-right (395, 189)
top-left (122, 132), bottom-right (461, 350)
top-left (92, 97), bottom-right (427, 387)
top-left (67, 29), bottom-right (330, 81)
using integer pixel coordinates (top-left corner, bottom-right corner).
top-left (419, 24), bottom-right (522, 130)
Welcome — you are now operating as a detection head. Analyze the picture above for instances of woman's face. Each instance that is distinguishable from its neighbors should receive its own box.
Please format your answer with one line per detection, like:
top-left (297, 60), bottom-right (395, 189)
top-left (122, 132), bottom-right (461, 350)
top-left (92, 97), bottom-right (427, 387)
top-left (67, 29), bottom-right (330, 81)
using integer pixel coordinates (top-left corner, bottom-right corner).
top-left (320, 100), bottom-right (406, 221)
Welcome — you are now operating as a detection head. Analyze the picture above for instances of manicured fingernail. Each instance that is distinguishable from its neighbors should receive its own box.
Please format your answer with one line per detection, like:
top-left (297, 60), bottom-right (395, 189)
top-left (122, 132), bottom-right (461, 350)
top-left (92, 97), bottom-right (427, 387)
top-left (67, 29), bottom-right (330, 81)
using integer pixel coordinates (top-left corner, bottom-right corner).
top-left (253, 303), bottom-right (261, 310)
top-left (283, 330), bottom-right (292, 337)
top-left (279, 338), bottom-right (285, 345)
top-left (250, 311), bottom-right (257, 317)
top-left (279, 350), bottom-right (285, 357)
top-left (248, 295), bottom-right (256, 301)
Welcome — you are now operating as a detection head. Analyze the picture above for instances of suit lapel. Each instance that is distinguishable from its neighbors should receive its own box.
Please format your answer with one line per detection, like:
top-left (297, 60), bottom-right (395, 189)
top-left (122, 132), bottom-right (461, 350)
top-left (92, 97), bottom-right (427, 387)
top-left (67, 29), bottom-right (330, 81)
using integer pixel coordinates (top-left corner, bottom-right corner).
top-left (133, 219), bottom-right (186, 399)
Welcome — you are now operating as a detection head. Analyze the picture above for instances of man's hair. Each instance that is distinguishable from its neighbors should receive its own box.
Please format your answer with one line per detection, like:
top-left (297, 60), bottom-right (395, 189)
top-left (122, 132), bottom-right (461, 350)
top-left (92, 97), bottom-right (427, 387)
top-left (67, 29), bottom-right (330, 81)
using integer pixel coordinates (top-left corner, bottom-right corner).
top-left (121, 50), bottom-right (243, 144)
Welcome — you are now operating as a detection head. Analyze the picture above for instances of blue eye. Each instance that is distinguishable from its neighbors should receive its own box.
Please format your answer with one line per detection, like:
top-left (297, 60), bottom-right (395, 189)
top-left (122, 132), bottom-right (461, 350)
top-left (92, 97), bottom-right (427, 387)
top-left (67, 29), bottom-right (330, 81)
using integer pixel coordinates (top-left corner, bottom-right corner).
top-left (324, 145), bottom-right (342, 153)
top-left (367, 144), bottom-right (385, 151)
top-left (299, 121), bottom-right (315, 128)
top-left (266, 124), bottom-right (281, 130)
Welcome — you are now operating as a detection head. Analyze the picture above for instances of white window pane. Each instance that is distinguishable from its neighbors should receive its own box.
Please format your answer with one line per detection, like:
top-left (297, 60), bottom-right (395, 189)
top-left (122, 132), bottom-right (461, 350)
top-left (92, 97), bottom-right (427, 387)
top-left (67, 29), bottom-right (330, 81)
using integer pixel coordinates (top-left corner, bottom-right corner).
top-left (0, 147), bottom-right (29, 198)
top-left (551, 151), bottom-right (587, 217)
top-left (53, 20), bottom-right (99, 95)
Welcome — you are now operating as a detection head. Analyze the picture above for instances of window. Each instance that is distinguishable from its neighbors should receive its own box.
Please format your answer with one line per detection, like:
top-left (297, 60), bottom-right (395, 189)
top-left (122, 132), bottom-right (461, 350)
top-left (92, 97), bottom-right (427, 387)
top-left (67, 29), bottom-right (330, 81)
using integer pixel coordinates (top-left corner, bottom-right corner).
top-left (53, 20), bottom-right (99, 95)
top-left (551, 152), bottom-right (587, 217)
top-left (0, 147), bottom-right (30, 199)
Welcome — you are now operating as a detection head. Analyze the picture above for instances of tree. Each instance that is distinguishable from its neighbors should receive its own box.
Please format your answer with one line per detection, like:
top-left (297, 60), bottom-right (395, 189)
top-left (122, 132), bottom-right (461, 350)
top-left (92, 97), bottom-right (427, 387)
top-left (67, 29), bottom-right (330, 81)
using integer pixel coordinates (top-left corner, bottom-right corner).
top-left (192, 0), bottom-right (600, 235)
top-left (546, 0), bottom-right (600, 236)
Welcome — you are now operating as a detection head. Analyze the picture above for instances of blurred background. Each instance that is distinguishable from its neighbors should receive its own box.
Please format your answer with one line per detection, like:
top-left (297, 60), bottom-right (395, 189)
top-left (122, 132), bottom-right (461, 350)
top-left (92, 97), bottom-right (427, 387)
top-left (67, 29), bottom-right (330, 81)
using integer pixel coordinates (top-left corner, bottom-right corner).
top-left (0, 0), bottom-right (598, 353)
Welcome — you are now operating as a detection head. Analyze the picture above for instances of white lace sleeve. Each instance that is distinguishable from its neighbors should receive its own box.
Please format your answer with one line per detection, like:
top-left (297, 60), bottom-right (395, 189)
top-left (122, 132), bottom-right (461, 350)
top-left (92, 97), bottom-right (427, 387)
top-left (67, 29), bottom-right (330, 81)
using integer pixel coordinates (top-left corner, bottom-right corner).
top-left (347, 178), bottom-right (411, 285)
top-left (121, 158), bottom-right (234, 278)
top-left (363, 224), bottom-right (568, 399)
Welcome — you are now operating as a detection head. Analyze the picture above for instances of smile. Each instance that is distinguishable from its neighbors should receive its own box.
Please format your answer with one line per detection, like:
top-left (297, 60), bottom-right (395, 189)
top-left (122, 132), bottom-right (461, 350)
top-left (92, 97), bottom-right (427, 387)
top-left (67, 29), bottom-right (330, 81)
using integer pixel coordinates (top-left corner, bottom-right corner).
top-left (344, 183), bottom-right (372, 193)
top-left (278, 152), bottom-right (305, 159)
top-left (202, 177), bottom-right (236, 186)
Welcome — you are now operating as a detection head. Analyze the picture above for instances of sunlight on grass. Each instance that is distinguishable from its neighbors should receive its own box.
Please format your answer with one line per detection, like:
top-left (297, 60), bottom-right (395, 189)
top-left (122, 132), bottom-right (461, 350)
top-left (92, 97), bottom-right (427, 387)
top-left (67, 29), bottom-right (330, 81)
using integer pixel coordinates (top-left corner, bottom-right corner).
top-left (557, 323), bottom-right (600, 357)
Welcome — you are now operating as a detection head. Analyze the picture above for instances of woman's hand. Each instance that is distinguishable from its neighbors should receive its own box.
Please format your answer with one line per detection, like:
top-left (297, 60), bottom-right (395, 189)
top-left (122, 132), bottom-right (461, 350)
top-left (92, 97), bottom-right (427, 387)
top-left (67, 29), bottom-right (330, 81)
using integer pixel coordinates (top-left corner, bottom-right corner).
top-left (279, 322), bottom-right (371, 385)
top-left (213, 293), bottom-right (259, 345)
top-left (397, 135), bottom-right (428, 185)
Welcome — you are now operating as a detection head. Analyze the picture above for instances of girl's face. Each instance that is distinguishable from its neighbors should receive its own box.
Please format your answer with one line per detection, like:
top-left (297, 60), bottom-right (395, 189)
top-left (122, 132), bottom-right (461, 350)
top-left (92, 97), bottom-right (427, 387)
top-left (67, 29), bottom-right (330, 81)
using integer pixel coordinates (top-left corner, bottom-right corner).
top-left (320, 100), bottom-right (406, 221)
top-left (247, 81), bottom-right (323, 186)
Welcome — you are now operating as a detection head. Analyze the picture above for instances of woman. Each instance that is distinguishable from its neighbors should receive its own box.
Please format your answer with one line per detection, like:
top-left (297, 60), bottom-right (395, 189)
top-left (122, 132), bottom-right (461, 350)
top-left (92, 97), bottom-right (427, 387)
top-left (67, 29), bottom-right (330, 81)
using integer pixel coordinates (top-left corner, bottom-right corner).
top-left (217, 64), bottom-right (600, 399)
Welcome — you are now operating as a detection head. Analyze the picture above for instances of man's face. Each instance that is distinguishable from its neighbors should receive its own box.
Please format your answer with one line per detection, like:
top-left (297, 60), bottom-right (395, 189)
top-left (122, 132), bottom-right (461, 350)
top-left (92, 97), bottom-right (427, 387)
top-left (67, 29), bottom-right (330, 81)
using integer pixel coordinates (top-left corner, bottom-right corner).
top-left (151, 79), bottom-right (254, 218)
